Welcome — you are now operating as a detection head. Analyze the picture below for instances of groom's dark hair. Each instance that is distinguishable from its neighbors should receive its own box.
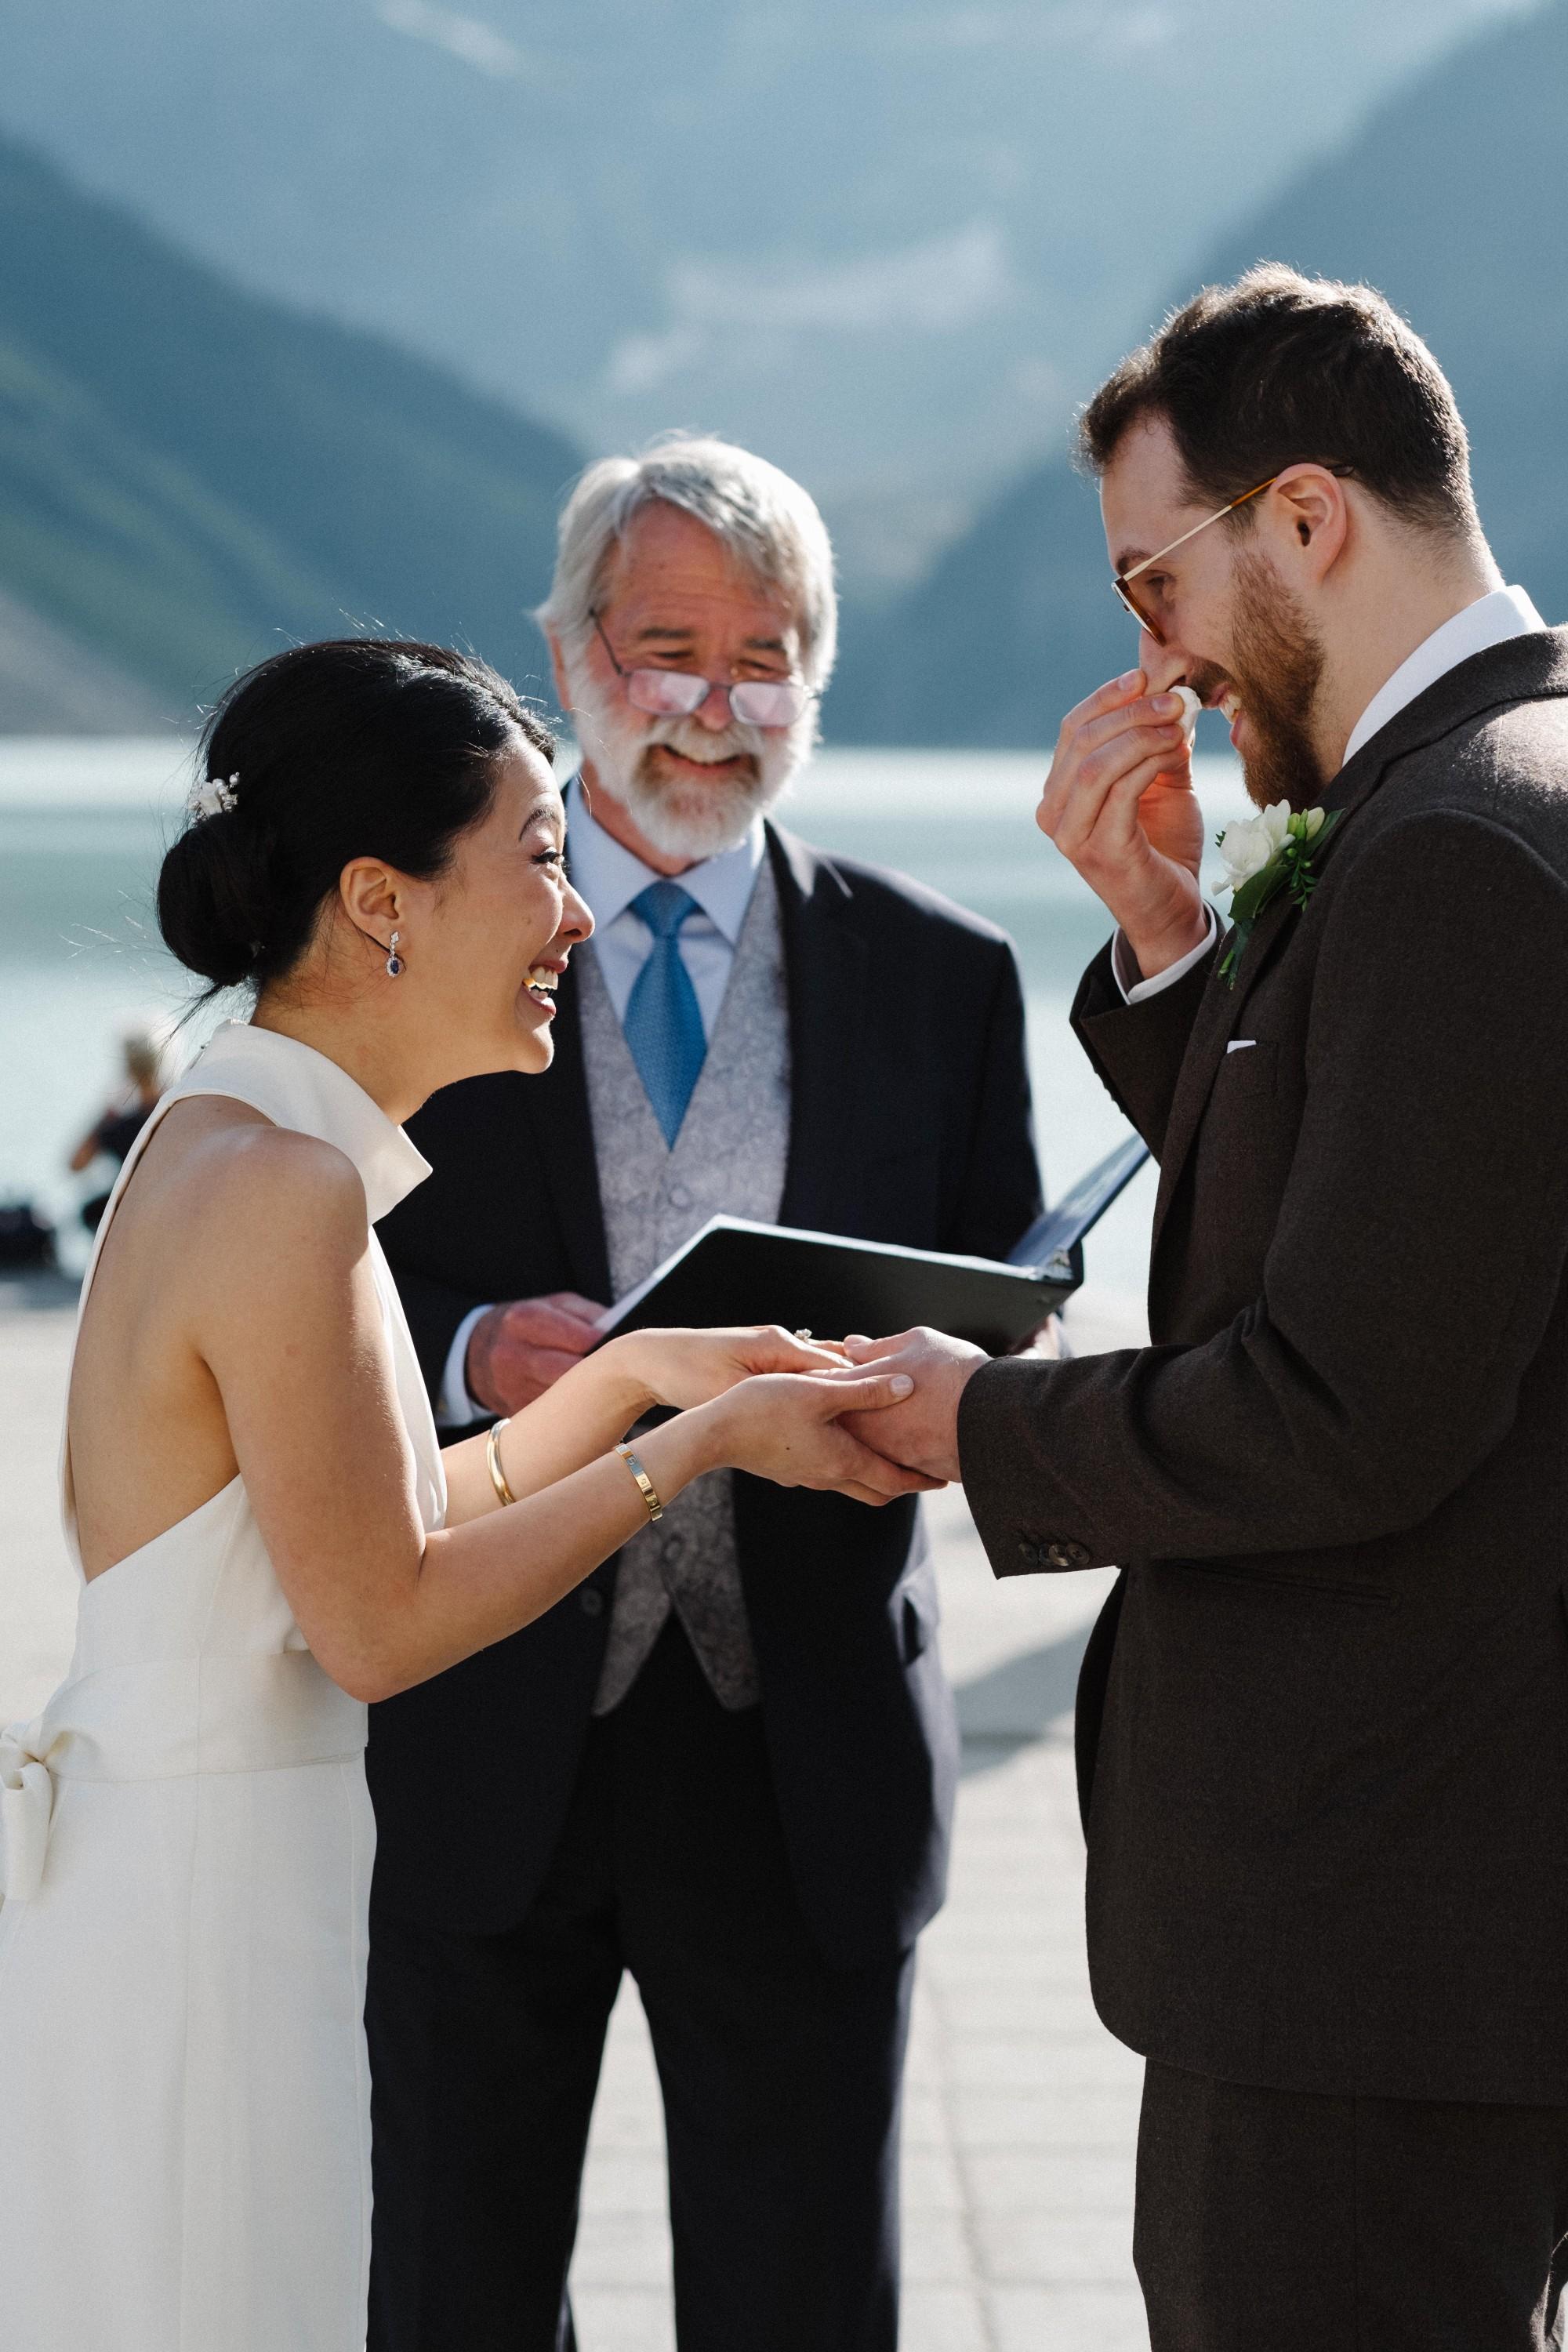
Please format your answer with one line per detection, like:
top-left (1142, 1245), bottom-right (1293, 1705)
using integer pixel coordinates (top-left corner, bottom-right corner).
top-left (1079, 263), bottom-right (1479, 537)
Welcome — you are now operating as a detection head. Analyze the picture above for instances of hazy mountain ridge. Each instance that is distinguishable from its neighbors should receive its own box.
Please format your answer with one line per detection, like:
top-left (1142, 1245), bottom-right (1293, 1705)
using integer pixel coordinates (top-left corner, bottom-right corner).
top-left (0, 0), bottom-right (1530, 589)
top-left (826, 0), bottom-right (1568, 746)
top-left (0, 2), bottom-right (1556, 737)
top-left (0, 136), bottom-right (580, 726)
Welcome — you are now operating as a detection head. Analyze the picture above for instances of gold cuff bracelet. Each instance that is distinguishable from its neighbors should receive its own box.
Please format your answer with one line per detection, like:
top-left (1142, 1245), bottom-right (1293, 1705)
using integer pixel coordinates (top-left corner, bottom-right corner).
top-left (615, 1444), bottom-right (665, 1524)
top-left (486, 1417), bottom-right (517, 1510)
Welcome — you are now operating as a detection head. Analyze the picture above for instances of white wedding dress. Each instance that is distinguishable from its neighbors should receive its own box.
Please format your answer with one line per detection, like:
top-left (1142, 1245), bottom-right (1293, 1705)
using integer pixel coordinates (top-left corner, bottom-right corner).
top-left (0, 1022), bottom-right (445, 2351)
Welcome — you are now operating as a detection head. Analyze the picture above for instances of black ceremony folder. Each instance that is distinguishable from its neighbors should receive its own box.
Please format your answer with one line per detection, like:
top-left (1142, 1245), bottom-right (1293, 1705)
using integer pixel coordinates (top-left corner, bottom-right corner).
top-left (594, 1132), bottom-right (1150, 1356)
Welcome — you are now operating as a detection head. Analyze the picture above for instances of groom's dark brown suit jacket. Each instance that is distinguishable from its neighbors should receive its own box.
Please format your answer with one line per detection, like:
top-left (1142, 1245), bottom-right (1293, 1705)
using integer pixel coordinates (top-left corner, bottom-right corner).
top-left (959, 626), bottom-right (1568, 2107)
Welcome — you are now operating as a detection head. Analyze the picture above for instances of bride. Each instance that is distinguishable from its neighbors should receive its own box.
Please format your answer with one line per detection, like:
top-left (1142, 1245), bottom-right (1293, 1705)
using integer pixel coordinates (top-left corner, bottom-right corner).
top-left (0, 638), bottom-right (927, 2351)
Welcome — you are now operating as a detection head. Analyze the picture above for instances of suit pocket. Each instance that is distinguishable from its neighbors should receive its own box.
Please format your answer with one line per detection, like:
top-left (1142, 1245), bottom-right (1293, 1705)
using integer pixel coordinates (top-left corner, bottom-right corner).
top-left (1214, 1036), bottom-right (1278, 1098)
top-left (1189, 1036), bottom-right (1289, 1274)
top-left (1164, 1559), bottom-right (1396, 1609)
top-left (1193, 1038), bottom-right (1280, 1178)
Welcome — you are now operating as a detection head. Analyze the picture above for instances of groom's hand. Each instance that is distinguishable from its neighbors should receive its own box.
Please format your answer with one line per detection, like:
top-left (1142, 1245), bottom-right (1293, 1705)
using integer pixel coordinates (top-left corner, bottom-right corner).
top-left (466, 1293), bottom-right (607, 1415)
top-left (836, 1328), bottom-right (988, 1484)
top-left (1036, 666), bottom-right (1209, 982)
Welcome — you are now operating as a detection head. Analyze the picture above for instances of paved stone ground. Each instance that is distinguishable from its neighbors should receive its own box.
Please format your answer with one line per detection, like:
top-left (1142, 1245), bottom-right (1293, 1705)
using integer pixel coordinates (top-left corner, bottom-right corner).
top-left (0, 1279), bottom-right (1150, 2351)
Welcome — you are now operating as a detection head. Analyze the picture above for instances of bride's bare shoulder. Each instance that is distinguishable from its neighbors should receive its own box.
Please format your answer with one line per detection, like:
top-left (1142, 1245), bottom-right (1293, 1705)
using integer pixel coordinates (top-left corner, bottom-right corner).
top-left (145, 1098), bottom-right (370, 1276)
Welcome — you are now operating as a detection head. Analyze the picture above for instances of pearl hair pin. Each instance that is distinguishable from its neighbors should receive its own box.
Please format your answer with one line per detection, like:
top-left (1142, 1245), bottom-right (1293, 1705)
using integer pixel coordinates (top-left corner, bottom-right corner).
top-left (187, 774), bottom-right (239, 822)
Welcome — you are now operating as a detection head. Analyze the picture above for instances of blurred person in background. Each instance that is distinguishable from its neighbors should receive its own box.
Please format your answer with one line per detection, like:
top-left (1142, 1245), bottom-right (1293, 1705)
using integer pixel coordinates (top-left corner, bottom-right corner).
top-left (68, 1024), bottom-right (167, 1232)
top-left (367, 437), bottom-right (1045, 2352)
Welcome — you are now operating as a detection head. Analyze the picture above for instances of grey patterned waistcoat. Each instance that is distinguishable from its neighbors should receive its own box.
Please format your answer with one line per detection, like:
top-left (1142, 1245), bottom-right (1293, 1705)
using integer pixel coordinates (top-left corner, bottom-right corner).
top-left (580, 858), bottom-right (792, 1713)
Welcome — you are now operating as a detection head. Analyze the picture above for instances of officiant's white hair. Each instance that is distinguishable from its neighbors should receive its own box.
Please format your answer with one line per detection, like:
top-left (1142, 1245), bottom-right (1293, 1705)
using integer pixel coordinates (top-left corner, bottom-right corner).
top-left (537, 434), bottom-right (838, 689)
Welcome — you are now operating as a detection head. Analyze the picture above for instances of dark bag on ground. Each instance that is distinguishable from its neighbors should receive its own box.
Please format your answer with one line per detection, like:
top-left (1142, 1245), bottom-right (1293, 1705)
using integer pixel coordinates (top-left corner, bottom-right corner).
top-left (0, 1200), bottom-right (57, 1269)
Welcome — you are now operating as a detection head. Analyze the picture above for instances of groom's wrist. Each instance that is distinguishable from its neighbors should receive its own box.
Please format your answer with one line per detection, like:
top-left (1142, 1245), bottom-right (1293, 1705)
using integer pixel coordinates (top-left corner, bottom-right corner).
top-left (1119, 906), bottom-right (1211, 985)
top-left (1114, 906), bottom-right (1218, 1004)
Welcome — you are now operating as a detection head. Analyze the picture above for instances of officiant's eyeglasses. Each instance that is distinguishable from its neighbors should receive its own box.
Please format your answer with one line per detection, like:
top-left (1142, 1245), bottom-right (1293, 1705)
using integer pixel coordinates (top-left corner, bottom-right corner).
top-left (590, 610), bottom-right (817, 731)
top-left (1112, 466), bottom-right (1355, 644)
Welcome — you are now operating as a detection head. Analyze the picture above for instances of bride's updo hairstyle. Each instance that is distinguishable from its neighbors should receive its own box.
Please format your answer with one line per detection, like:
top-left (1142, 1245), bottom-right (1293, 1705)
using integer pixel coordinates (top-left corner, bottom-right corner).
top-left (158, 637), bottom-right (554, 992)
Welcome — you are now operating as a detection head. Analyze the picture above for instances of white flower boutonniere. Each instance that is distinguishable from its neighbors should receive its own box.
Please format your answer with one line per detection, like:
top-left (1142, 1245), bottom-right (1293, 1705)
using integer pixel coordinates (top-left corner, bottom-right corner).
top-left (1214, 800), bottom-right (1341, 987)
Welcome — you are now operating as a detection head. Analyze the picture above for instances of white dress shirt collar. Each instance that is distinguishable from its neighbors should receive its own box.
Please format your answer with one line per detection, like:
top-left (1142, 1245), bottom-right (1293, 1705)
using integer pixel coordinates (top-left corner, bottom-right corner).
top-left (564, 775), bottom-right (766, 943)
top-left (1341, 584), bottom-right (1547, 770)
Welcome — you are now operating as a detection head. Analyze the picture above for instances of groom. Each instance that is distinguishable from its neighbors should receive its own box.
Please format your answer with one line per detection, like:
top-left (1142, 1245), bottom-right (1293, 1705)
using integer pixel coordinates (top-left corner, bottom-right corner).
top-left (846, 266), bottom-right (1568, 2347)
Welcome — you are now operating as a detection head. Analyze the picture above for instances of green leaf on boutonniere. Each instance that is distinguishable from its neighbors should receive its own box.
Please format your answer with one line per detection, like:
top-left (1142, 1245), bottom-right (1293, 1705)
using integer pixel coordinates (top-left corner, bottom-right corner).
top-left (1215, 805), bottom-right (1343, 987)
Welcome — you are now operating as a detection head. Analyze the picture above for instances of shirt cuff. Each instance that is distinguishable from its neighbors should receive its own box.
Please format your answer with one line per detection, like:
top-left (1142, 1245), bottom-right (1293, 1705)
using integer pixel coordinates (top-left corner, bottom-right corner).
top-left (437, 1303), bottom-right (493, 1428)
top-left (1112, 906), bottom-right (1218, 1004)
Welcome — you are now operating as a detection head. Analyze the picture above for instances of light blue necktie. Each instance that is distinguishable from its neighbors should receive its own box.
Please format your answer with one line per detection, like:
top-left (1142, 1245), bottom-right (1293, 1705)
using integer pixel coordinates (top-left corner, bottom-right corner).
top-left (623, 881), bottom-right (707, 1146)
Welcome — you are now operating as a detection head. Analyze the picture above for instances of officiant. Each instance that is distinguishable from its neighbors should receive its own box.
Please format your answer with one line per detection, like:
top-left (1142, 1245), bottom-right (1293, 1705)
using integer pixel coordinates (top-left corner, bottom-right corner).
top-left (365, 434), bottom-right (1044, 2352)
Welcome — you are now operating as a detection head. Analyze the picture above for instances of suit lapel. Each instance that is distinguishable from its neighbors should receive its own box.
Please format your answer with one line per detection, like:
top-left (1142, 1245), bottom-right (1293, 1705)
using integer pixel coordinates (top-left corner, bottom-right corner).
top-left (1150, 886), bottom-right (1298, 1255)
top-left (768, 825), bottom-right (872, 1232)
top-left (1149, 625), bottom-right (1568, 1260)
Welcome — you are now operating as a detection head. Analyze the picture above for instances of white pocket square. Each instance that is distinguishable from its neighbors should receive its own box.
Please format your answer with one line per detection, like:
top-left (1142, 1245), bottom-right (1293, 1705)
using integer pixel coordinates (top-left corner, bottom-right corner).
top-left (1227, 1040), bottom-right (1258, 1054)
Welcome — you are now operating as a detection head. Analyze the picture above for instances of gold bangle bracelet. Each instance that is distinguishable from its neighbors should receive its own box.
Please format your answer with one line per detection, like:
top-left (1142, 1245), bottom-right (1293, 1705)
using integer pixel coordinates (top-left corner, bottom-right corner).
top-left (616, 1443), bottom-right (665, 1524)
top-left (486, 1418), bottom-right (517, 1510)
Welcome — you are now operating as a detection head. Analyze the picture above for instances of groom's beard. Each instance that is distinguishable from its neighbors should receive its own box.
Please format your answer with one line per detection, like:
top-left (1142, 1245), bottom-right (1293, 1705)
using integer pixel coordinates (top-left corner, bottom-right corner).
top-left (565, 659), bottom-right (809, 861)
top-left (1199, 550), bottom-right (1327, 811)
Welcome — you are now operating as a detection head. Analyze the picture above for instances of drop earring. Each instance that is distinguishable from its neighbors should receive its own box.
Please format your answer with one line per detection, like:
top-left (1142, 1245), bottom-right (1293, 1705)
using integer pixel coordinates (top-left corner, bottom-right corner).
top-left (386, 931), bottom-right (403, 978)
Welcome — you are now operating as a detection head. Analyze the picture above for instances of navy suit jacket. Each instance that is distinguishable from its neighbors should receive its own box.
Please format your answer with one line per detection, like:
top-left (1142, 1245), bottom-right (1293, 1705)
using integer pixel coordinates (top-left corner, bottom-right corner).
top-left (368, 822), bottom-right (1043, 1967)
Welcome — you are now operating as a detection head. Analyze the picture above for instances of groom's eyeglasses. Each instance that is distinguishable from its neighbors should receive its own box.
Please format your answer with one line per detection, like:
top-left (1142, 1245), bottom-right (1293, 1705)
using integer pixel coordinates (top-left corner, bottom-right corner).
top-left (590, 610), bottom-right (817, 731)
top-left (1112, 466), bottom-right (1355, 644)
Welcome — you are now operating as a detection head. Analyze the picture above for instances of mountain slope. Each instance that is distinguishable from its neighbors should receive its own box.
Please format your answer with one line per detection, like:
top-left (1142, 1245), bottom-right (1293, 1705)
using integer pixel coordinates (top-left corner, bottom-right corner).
top-left (0, 0), bottom-right (1530, 586)
top-left (0, 136), bottom-right (581, 721)
top-left (829, 0), bottom-right (1568, 746)
top-left (0, 583), bottom-right (163, 735)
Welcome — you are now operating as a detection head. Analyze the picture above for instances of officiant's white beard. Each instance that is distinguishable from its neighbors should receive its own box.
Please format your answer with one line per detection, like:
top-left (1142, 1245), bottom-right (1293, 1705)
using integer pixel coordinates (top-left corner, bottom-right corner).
top-left (566, 661), bottom-right (810, 861)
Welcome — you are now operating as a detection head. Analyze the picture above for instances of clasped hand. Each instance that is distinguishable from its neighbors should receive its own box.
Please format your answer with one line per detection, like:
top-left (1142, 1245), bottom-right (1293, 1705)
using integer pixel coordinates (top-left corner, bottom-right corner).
top-left (628, 1323), bottom-right (985, 1491)
top-left (834, 1327), bottom-right (990, 1486)
top-left (612, 1323), bottom-right (949, 1509)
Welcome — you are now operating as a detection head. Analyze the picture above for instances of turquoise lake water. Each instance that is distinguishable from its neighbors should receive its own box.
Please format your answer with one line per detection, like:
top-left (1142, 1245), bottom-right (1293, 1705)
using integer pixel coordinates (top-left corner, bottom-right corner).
top-left (0, 739), bottom-right (1248, 1299)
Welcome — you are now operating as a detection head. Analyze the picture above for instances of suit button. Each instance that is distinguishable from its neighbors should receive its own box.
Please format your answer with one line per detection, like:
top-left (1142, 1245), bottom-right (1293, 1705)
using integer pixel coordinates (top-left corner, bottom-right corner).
top-left (579, 1588), bottom-right (604, 1617)
top-left (1018, 1541), bottom-right (1040, 1567)
top-left (663, 1534), bottom-right (686, 1563)
top-left (668, 1183), bottom-right (694, 1210)
top-left (1045, 1540), bottom-right (1091, 1569)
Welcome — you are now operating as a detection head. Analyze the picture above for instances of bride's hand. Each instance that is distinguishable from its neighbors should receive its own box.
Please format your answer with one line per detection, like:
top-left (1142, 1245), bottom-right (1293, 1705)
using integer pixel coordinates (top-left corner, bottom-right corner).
top-left (699, 1365), bottom-right (946, 1505)
top-left (614, 1323), bottom-right (848, 1414)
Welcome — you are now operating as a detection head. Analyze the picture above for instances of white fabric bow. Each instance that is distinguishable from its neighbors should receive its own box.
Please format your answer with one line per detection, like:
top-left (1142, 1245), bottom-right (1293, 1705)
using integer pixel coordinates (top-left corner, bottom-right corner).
top-left (0, 1719), bottom-right (54, 1903)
